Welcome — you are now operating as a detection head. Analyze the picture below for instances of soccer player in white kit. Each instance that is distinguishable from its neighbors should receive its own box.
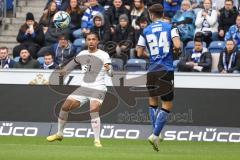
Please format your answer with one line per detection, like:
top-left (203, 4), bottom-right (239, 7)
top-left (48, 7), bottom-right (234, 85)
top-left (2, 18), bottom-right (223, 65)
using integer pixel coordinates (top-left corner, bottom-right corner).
top-left (47, 32), bottom-right (113, 147)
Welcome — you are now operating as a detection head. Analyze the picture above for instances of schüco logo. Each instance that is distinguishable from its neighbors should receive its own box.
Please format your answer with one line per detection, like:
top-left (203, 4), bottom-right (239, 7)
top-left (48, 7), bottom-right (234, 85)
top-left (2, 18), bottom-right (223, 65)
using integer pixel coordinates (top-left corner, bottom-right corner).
top-left (164, 128), bottom-right (240, 143)
top-left (63, 125), bottom-right (140, 139)
top-left (0, 123), bottom-right (38, 137)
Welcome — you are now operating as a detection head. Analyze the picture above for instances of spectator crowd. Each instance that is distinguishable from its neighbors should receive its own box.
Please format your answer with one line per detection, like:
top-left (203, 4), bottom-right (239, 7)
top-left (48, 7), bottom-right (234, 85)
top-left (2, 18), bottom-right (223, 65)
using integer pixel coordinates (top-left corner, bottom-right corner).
top-left (0, 0), bottom-right (240, 73)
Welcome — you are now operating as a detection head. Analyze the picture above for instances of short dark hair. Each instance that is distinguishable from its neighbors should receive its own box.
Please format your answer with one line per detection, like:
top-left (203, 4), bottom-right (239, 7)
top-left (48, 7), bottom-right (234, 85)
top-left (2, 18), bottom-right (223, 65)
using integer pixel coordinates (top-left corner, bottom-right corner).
top-left (86, 32), bottom-right (100, 40)
top-left (148, 4), bottom-right (164, 18)
top-left (225, 0), bottom-right (233, 4)
top-left (44, 52), bottom-right (54, 58)
top-left (194, 37), bottom-right (203, 44)
top-left (0, 46), bottom-right (8, 51)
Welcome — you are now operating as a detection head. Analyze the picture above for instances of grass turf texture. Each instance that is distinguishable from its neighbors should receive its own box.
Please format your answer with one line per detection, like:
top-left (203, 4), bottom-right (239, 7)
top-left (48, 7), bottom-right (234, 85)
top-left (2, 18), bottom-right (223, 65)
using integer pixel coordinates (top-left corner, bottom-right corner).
top-left (0, 136), bottom-right (239, 160)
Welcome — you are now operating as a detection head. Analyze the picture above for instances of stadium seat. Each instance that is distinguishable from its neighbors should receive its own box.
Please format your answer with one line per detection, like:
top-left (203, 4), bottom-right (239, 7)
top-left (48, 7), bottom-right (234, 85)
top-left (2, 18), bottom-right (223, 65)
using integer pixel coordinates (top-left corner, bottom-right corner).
top-left (211, 53), bottom-right (220, 73)
top-left (208, 41), bottom-right (225, 53)
top-left (111, 58), bottom-right (124, 71)
top-left (185, 41), bottom-right (207, 54)
top-left (124, 59), bottom-right (147, 71)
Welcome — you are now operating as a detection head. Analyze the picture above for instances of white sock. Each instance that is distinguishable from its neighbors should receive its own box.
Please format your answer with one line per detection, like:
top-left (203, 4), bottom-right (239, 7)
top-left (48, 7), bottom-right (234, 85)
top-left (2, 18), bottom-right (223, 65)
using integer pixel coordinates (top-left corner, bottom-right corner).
top-left (57, 109), bottom-right (69, 136)
top-left (90, 112), bottom-right (101, 141)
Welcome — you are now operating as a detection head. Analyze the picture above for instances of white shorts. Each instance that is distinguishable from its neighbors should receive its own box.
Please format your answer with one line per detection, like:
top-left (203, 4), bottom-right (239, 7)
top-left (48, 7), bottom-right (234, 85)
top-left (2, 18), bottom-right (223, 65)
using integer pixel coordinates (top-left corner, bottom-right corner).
top-left (67, 85), bottom-right (107, 106)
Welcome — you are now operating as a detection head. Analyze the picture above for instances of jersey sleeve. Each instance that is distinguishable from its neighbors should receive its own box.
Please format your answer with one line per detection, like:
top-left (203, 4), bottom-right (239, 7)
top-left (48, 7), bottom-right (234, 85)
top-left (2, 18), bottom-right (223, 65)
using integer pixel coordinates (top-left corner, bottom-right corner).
top-left (171, 27), bottom-right (180, 39)
top-left (137, 34), bottom-right (146, 47)
top-left (103, 52), bottom-right (111, 64)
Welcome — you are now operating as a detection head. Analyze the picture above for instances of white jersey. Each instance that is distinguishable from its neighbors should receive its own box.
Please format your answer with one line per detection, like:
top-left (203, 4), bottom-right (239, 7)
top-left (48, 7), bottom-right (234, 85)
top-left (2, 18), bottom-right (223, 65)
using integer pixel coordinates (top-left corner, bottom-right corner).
top-left (75, 49), bottom-right (111, 88)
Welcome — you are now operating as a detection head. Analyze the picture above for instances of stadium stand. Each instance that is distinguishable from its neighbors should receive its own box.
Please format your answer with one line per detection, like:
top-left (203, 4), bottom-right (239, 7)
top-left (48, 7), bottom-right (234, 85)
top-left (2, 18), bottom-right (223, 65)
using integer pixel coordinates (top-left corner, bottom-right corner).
top-left (124, 58), bottom-right (147, 71)
top-left (0, 0), bottom-right (240, 73)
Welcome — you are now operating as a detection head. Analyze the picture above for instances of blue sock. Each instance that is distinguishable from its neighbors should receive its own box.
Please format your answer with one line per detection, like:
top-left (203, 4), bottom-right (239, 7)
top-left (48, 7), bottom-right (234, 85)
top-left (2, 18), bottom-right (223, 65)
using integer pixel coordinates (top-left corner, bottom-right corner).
top-left (148, 106), bottom-right (159, 130)
top-left (153, 108), bottom-right (169, 136)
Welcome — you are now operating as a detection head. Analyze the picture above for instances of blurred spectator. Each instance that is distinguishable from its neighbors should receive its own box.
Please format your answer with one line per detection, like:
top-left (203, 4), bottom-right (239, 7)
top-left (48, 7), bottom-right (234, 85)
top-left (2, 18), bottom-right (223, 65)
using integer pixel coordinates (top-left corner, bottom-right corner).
top-left (130, 0), bottom-right (148, 31)
top-left (13, 49), bottom-right (40, 69)
top-left (98, 0), bottom-right (114, 10)
top-left (178, 38), bottom-right (212, 72)
top-left (0, 47), bottom-right (15, 69)
top-left (72, 0), bottom-right (104, 49)
top-left (145, 0), bottom-right (163, 7)
top-left (44, 15), bottom-right (71, 46)
top-left (13, 12), bottom-right (44, 59)
top-left (195, 0), bottom-right (218, 45)
top-left (66, 0), bottom-right (84, 40)
top-left (134, 16), bottom-right (149, 47)
top-left (112, 14), bottom-right (135, 45)
top-left (218, 39), bottom-right (240, 73)
top-left (38, 34), bottom-right (77, 66)
top-left (39, 1), bottom-right (58, 34)
top-left (105, 0), bottom-right (130, 34)
top-left (45, 0), bottom-right (68, 11)
top-left (225, 15), bottom-right (240, 50)
top-left (41, 52), bottom-right (58, 69)
top-left (172, 0), bottom-right (196, 45)
top-left (112, 14), bottom-right (135, 63)
top-left (80, 0), bottom-right (104, 34)
top-left (163, 0), bottom-right (182, 18)
top-left (218, 0), bottom-right (238, 41)
top-left (90, 13), bottom-right (111, 49)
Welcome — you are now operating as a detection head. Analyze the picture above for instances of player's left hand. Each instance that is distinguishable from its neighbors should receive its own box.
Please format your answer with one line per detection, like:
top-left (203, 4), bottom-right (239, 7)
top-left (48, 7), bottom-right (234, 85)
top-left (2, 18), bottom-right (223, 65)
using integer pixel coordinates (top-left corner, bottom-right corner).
top-left (173, 47), bottom-right (182, 59)
top-left (104, 64), bottom-right (110, 71)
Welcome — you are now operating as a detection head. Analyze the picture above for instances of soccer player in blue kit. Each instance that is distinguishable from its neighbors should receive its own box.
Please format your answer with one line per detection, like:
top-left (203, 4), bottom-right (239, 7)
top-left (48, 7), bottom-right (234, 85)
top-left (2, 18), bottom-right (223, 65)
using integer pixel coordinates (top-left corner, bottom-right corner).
top-left (137, 4), bottom-right (181, 151)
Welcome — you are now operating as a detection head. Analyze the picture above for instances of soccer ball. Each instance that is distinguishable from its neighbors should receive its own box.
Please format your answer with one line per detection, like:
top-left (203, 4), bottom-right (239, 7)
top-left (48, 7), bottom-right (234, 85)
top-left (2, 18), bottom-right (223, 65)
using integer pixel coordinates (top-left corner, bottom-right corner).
top-left (53, 11), bottom-right (71, 29)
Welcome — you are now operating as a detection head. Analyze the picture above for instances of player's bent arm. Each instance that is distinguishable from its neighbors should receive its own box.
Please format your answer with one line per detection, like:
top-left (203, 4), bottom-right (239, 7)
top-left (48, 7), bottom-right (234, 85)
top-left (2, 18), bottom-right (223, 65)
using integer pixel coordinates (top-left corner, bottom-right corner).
top-left (104, 63), bottom-right (113, 77)
top-left (60, 57), bottom-right (79, 76)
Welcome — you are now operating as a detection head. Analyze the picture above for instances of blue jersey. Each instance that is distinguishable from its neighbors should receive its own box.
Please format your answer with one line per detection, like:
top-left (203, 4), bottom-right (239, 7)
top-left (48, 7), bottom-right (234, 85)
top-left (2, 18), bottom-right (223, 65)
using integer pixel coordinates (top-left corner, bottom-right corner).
top-left (138, 20), bottom-right (179, 72)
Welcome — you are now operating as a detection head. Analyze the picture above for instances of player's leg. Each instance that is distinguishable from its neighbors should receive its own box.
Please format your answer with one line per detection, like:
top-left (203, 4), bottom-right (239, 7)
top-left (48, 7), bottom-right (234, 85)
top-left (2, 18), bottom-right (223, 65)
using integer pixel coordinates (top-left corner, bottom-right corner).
top-left (148, 71), bottom-right (174, 151)
top-left (46, 97), bottom-right (80, 142)
top-left (148, 96), bottom-right (159, 130)
top-left (90, 99), bottom-right (102, 147)
top-left (146, 72), bottom-right (160, 130)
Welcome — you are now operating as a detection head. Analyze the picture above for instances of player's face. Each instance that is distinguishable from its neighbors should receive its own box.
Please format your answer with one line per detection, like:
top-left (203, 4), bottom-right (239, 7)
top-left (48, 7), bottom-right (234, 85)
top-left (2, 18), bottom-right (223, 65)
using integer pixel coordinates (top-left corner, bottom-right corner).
top-left (0, 49), bottom-right (8, 60)
top-left (113, 0), bottom-right (122, 8)
top-left (50, 2), bottom-right (57, 12)
top-left (226, 41), bottom-right (235, 52)
top-left (70, 0), bottom-right (78, 8)
top-left (20, 50), bottom-right (30, 60)
top-left (44, 55), bottom-right (54, 65)
top-left (86, 34), bottom-right (99, 51)
top-left (194, 42), bottom-right (203, 52)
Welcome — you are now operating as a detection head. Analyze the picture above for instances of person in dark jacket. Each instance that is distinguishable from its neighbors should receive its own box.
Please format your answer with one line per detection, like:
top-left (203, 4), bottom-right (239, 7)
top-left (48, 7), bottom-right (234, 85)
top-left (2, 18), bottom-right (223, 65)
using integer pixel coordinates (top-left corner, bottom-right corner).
top-left (13, 49), bottom-right (40, 69)
top-left (112, 14), bottom-right (135, 63)
top-left (178, 38), bottom-right (212, 72)
top-left (112, 14), bottom-right (135, 44)
top-left (13, 12), bottom-right (45, 59)
top-left (91, 13), bottom-right (111, 49)
top-left (218, 39), bottom-right (240, 73)
top-left (105, 0), bottom-right (130, 34)
top-left (218, 0), bottom-right (238, 41)
top-left (39, 1), bottom-right (58, 34)
top-left (0, 47), bottom-right (15, 68)
top-left (38, 34), bottom-right (77, 66)
top-left (41, 52), bottom-right (58, 69)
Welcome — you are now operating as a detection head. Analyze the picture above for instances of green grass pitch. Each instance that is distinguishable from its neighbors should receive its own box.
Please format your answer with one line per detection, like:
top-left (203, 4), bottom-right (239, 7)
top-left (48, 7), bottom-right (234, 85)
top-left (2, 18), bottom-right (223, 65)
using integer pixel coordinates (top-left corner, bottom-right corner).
top-left (0, 136), bottom-right (239, 160)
